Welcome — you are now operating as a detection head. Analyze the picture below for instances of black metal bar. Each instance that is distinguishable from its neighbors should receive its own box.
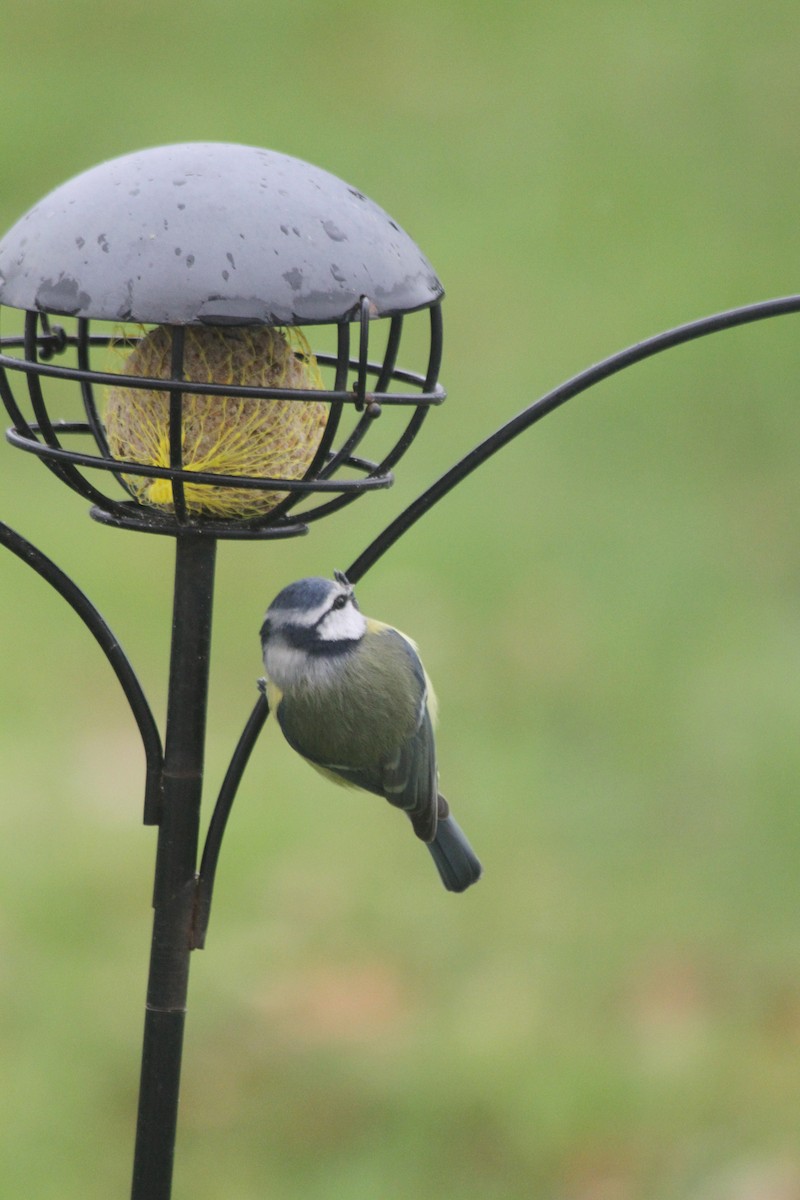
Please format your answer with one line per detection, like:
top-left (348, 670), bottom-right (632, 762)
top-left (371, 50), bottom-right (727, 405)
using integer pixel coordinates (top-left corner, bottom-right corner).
top-left (0, 352), bottom-right (39, 436)
top-left (22, 311), bottom-right (74, 492)
top-left (318, 409), bottom-right (377, 479)
top-left (375, 314), bottom-right (404, 392)
top-left (0, 519), bottom-right (163, 820)
top-left (354, 296), bottom-right (370, 411)
top-left (345, 292), bottom-right (800, 583)
top-left (90, 503), bottom-right (311, 540)
top-left (168, 327), bottom-right (188, 523)
top-left (0, 328), bottom-right (108, 354)
top-left (76, 318), bottom-right (141, 514)
top-left (24, 311), bottom-right (66, 451)
top-left (20, 313), bottom-right (132, 514)
top-left (131, 534), bottom-right (217, 1200)
top-left (424, 301), bottom-right (444, 393)
top-left (191, 690), bottom-right (270, 949)
top-left (77, 317), bottom-right (115, 460)
top-left (235, 326), bottom-right (350, 530)
top-left (303, 310), bottom-right (439, 523)
top-left (361, 311), bottom-right (434, 476)
top-left (289, 467), bottom-right (395, 527)
top-left (296, 406), bottom-right (426, 526)
top-left (315, 323), bottom-right (373, 485)
top-left (5, 426), bottom-right (394, 492)
top-left (375, 405), bottom-right (430, 475)
top-left (0, 346), bottom-right (445, 403)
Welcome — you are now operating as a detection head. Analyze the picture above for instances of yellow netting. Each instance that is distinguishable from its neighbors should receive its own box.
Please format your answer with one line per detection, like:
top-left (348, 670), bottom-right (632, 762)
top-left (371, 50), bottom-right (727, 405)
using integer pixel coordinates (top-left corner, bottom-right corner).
top-left (105, 324), bottom-right (327, 518)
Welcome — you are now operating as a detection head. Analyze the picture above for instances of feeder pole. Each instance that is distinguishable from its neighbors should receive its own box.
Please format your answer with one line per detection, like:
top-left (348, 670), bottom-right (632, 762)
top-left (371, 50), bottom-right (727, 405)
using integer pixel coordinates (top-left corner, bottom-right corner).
top-left (131, 533), bottom-right (217, 1200)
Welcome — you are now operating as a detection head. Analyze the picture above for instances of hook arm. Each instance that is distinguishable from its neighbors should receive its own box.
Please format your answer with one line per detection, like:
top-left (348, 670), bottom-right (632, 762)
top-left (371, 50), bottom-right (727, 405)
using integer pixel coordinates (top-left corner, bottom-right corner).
top-left (191, 688), bottom-right (270, 949)
top-left (346, 293), bottom-right (800, 583)
top-left (0, 520), bottom-right (163, 821)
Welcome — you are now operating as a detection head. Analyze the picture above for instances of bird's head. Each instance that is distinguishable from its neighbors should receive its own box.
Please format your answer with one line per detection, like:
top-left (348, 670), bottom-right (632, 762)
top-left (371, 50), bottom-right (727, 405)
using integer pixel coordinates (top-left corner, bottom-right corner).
top-left (260, 573), bottom-right (367, 684)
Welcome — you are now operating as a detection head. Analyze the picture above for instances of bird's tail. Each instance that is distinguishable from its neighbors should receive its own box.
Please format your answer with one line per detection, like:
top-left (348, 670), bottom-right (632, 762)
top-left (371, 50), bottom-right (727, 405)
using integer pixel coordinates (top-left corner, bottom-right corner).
top-left (427, 812), bottom-right (482, 893)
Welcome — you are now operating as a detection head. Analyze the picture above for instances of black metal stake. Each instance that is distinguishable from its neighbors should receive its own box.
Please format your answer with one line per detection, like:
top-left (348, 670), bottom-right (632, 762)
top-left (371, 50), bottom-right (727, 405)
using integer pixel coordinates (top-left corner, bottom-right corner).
top-left (131, 533), bottom-right (217, 1200)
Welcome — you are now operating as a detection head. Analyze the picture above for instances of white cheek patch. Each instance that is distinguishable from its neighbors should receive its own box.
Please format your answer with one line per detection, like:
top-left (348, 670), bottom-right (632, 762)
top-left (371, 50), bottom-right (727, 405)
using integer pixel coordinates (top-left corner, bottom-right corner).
top-left (318, 602), bottom-right (367, 642)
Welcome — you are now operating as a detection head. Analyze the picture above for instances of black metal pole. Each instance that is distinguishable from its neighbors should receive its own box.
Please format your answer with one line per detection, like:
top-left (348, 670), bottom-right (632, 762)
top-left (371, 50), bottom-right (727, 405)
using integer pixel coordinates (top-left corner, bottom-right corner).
top-left (131, 533), bottom-right (217, 1200)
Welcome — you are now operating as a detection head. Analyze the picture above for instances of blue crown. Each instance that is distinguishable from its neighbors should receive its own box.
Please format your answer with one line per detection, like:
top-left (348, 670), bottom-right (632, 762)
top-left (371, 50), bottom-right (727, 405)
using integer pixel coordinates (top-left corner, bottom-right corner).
top-left (268, 576), bottom-right (336, 613)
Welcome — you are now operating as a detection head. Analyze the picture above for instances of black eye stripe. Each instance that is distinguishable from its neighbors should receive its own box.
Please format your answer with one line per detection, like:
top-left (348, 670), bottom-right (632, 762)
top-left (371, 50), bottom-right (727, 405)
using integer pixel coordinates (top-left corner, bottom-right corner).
top-left (312, 591), bottom-right (349, 627)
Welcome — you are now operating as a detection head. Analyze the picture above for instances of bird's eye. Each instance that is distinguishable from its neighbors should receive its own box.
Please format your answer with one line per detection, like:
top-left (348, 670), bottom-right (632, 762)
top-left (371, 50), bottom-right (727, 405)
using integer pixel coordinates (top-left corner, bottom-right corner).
top-left (332, 594), bottom-right (348, 610)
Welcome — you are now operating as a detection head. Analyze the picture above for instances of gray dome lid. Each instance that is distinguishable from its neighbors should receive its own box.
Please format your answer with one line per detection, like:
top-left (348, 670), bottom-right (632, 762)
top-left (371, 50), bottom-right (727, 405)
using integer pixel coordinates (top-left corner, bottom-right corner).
top-left (0, 142), bottom-right (443, 325)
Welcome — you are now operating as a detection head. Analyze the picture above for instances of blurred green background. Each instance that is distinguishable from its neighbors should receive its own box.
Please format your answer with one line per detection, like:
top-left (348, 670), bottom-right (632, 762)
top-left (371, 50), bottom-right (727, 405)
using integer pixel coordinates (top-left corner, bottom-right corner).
top-left (2, 2), bottom-right (800, 1197)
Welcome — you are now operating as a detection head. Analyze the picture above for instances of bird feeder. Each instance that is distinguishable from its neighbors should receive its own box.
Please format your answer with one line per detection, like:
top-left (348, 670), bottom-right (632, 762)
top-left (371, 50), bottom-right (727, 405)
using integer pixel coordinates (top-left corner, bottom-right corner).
top-left (0, 142), bottom-right (445, 1200)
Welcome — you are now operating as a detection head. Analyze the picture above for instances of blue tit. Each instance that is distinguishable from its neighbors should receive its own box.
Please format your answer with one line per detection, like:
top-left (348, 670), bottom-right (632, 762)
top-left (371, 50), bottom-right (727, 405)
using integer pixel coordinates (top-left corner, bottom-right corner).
top-left (260, 572), bottom-right (482, 893)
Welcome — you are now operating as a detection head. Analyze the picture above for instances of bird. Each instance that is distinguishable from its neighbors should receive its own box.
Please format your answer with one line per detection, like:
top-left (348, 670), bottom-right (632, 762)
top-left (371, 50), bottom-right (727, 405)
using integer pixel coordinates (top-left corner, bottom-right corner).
top-left (259, 571), bottom-right (482, 893)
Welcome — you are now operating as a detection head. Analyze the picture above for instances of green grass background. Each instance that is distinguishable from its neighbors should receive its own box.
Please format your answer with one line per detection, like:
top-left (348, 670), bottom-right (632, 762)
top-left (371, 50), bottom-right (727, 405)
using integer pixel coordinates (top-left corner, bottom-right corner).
top-left (2, 2), bottom-right (800, 1197)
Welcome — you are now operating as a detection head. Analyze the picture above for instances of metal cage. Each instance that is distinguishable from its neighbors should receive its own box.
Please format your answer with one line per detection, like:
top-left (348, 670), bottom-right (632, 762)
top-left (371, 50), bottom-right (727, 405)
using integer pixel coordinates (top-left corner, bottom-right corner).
top-left (0, 301), bottom-right (444, 537)
top-left (0, 142), bottom-right (445, 538)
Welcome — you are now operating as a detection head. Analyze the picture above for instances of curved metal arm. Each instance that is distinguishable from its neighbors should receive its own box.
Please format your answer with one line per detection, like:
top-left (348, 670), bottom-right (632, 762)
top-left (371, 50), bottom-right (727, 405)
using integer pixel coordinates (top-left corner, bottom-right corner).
top-left (191, 689), bottom-right (270, 949)
top-left (0, 520), bottom-right (163, 820)
top-left (345, 293), bottom-right (800, 583)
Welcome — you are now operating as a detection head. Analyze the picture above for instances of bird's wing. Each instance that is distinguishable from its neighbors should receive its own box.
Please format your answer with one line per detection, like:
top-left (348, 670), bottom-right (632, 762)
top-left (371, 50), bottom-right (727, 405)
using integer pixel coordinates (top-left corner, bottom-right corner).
top-left (379, 696), bottom-right (439, 842)
top-left (310, 700), bottom-right (438, 842)
top-left (273, 625), bottom-right (440, 842)
top-left (357, 625), bottom-right (438, 841)
top-left (266, 625), bottom-right (477, 888)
